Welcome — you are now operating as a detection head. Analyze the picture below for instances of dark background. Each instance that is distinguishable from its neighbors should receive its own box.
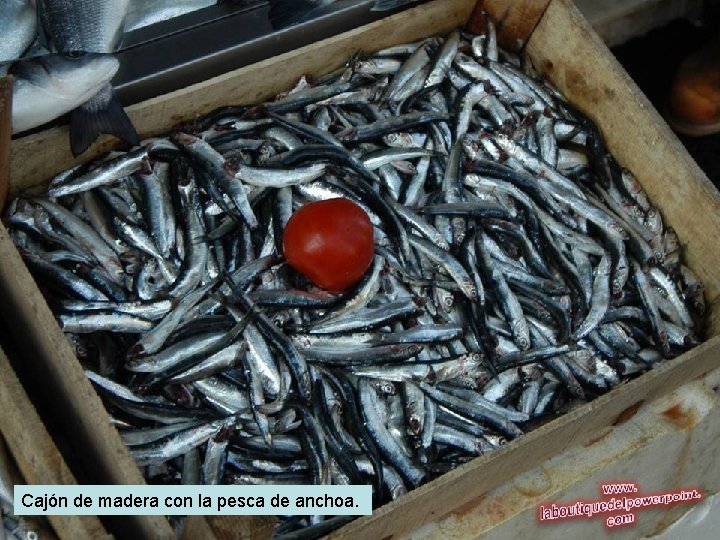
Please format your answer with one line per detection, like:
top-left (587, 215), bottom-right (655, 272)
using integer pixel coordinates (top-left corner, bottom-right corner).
top-left (612, 1), bottom-right (720, 186)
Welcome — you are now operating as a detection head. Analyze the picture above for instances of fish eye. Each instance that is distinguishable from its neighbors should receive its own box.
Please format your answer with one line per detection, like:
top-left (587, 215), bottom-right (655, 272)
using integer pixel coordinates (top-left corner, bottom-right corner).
top-left (65, 50), bottom-right (85, 59)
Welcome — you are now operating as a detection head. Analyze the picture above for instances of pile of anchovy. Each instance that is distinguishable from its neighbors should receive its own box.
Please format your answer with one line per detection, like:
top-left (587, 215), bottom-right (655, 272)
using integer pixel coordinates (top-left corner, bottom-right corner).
top-left (4, 16), bottom-right (706, 539)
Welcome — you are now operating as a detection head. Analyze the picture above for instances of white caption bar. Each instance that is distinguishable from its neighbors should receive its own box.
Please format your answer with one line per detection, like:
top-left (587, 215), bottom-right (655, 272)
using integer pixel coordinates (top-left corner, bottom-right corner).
top-left (14, 485), bottom-right (372, 516)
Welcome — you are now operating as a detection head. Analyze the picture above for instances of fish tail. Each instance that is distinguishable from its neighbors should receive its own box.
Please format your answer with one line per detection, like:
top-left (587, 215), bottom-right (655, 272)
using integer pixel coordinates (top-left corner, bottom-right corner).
top-left (267, 0), bottom-right (321, 29)
top-left (69, 84), bottom-right (139, 156)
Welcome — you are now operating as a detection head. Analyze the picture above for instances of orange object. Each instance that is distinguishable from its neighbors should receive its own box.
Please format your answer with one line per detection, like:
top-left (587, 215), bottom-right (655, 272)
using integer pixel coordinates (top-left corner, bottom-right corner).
top-left (667, 36), bottom-right (720, 136)
top-left (283, 198), bottom-right (375, 291)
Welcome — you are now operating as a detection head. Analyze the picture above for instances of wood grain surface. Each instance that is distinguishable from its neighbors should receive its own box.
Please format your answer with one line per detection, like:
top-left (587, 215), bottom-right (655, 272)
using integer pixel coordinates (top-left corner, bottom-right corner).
top-left (0, 347), bottom-right (110, 540)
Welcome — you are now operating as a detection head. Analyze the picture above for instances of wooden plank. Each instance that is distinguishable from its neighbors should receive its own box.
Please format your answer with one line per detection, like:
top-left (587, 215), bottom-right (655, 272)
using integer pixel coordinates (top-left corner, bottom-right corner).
top-left (423, 368), bottom-right (720, 539)
top-left (0, 222), bottom-right (177, 540)
top-left (0, 77), bottom-right (12, 210)
top-left (0, 347), bottom-right (109, 540)
top-left (8, 0), bottom-right (476, 195)
top-left (0, 438), bottom-right (58, 539)
top-left (204, 516), bottom-right (277, 540)
top-left (183, 516), bottom-right (221, 540)
top-left (476, 0), bottom-right (551, 51)
top-left (524, 0), bottom-right (720, 336)
top-left (182, 515), bottom-right (276, 540)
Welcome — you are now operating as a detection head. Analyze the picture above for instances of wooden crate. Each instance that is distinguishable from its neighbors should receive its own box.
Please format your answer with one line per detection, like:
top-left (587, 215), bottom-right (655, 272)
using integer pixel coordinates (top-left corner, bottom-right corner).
top-left (2, 0), bottom-right (720, 539)
top-left (0, 346), bottom-right (110, 540)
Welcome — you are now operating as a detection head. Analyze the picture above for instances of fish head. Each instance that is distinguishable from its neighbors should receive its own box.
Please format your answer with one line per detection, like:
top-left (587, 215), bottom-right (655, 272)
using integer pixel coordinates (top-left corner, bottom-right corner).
top-left (44, 52), bottom-right (119, 97)
top-left (12, 52), bottom-right (118, 102)
top-left (12, 51), bottom-right (122, 134)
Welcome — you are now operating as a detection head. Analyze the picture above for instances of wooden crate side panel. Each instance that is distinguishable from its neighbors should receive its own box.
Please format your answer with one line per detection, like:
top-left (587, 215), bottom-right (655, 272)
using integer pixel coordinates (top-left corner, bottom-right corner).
top-left (8, 0), bottom-right (476, 196)
top-left (326, 336), bottom-right (720, 540)
top-left (199, 515), bottom-right (277, 540)
top-left (0, 222), bottom-right (176, 540)
top-left (525, 0), bottom-right (720, 336)
top-left (478, 0), bottom-right (552, 51)
top-left (0, 348), bottom-right (109, 540)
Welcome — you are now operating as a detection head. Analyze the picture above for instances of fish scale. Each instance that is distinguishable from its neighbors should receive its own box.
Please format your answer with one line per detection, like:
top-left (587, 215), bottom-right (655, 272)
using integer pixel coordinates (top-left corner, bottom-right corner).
top-left (37, 0), bottom-right (130, 53)
top-left (36, 0), bottom-right (138, 154)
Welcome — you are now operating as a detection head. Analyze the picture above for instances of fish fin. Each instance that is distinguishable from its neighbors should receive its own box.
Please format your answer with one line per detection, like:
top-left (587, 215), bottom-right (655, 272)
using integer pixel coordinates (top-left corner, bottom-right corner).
top-left (69, 86), bottom-right (140, 156)
top-left (267, 0), bottom-right (319, 29)
top-left (34, 2), bottom-right (55, 54)
top-left (371, 0), bottom-right (416, 10)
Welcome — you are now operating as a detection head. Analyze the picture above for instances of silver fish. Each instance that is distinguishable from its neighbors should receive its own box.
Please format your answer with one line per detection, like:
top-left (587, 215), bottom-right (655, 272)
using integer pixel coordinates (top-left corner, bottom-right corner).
top-left (124, 0), bottom-right (217, 32)
top-left (9, 53), bottom-right (119, 134)
top-left (37, 0), bottom-right (138, 154)
top-left (0, 0), bottom-right (36, 63)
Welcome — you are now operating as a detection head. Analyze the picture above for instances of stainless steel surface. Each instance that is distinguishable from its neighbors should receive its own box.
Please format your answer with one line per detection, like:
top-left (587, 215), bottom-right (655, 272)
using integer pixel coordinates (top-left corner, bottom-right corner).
top-left (114, 0), bottom-right (432, 105)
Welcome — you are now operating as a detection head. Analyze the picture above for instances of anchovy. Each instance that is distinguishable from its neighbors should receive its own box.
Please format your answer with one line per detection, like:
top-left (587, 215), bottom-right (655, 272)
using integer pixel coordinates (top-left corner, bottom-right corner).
top-left (132, 419), bottom-right (231, 466)
top-left (48, 148), bottom-right (149, 197)
top-left (359, 378), bottom-right (425, 486)
top-left (573, 253), bottom-right (612, 340)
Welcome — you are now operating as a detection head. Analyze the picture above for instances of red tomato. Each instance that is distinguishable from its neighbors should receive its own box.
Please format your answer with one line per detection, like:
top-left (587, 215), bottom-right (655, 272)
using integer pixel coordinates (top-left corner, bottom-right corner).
top-left (283, 198), bottom-right (374, 291)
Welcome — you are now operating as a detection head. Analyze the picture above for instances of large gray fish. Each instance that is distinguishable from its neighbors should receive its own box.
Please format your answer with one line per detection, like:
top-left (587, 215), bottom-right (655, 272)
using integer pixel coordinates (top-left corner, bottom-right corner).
top-left (0, 0), bottom-right (36, 63)
top-left (124, 0), bottom-right (218, 32)
top-left (268, 0), bottom-right (419, 29)
top-left (37, 0), bottom-right (138, 155)
top-left (8, 53), bottom-right (120, 134)
top-left (37, 0), bottom-right (128, 56)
